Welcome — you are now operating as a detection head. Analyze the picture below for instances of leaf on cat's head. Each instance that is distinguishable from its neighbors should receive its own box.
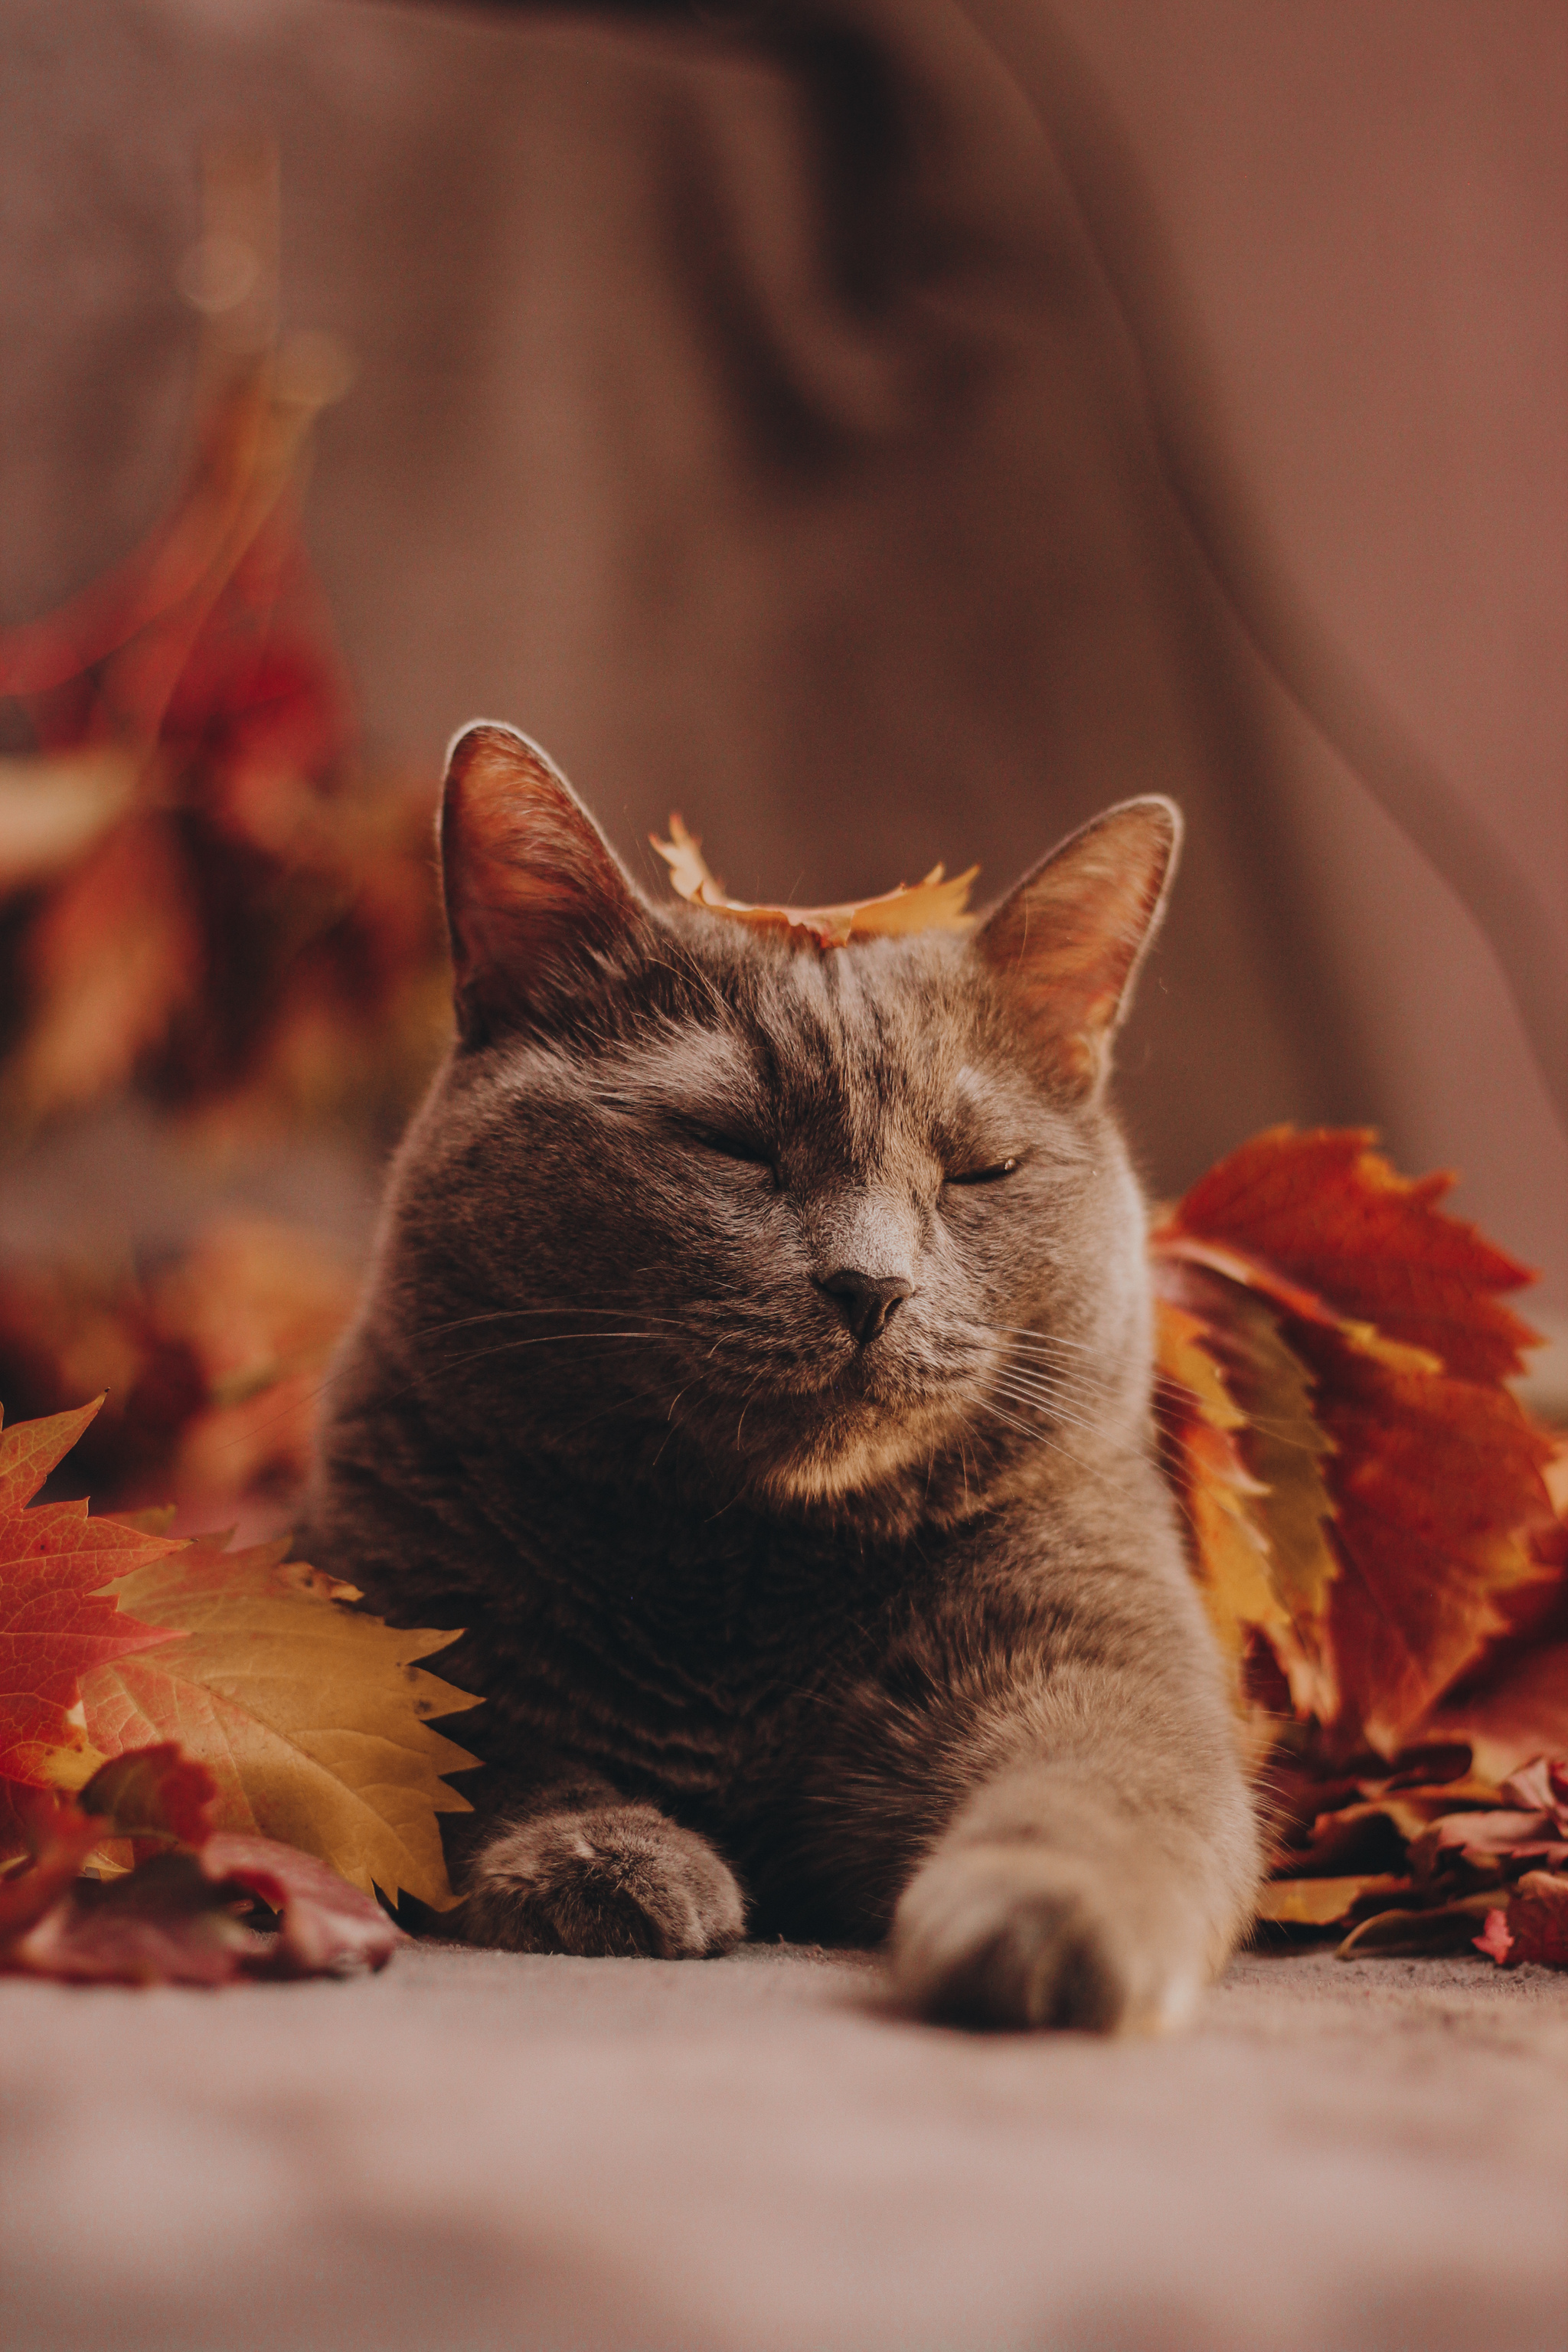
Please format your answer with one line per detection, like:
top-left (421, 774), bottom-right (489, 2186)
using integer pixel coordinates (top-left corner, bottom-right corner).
top-left (652, 815), bottom-right (978, 950)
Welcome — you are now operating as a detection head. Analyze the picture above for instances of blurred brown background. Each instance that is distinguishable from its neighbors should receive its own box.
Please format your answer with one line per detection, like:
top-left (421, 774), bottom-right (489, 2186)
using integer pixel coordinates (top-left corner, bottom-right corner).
top-left (2, 0), bottom-right (1564, 1325)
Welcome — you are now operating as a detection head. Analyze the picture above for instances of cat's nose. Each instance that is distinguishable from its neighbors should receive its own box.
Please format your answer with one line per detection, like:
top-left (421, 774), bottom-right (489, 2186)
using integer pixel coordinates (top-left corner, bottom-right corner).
top-left (817, 1269), bottom-right (913, 1346)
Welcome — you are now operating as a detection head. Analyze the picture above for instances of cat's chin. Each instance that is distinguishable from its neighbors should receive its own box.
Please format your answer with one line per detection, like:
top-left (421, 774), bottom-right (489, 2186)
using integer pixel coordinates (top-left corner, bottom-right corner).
top-left (753, 1397), bottom-right (956, 1513)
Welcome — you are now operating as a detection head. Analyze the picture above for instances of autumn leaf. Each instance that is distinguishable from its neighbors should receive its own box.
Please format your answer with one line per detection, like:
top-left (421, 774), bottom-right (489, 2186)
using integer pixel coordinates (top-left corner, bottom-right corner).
top-left (1153, 1276), bottom-right (1338, 1720)
top-left (1253, 1737), bottom-right (1568, 1969)
top-left (1336, 1895), bottom-right (1500, 1958)
top-left (0, 1787), bottom-right (106, 1942)
top-left (4, 817), bottom-right (205, 1126)
top-left (0, 155), bottom-right (447, 1148)
top-left (0, 1218), bottom-right (359, 1530)
top-left (1152, 1127), bottom-right (1557, 1752)
top-left (2, 1747), bottom-right (402, 1984)
top-left (1254, 1873), bottom-right (1408, 1927)
top-left (1474, 1873), bottom-right (1568, 1968)
top-left (1310, 1341), bottom-right (1554, 1749)
top-left (1161, 1125), bottom-right (1538, 1382)
top-left (0, 1398), bottom-right (184, 1787)
top-left (76, 1741), bottom-right (217, 1844)
top-left (652, 813), bottom-right (978, 949)
top-left (78, 1534), bottom-right (481, 1910)
top-left (1152, 1302), bottom-right (1289, 1681)
top-left (1425, 1439), bottom-right (1568, 1779)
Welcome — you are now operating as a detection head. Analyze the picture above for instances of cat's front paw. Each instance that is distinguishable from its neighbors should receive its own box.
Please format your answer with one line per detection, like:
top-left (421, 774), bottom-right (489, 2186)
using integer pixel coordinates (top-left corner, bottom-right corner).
top-left (887, 1844), bottom-right (1201, 2035)
top-left (462, 1803), bottom-right (745, 1958)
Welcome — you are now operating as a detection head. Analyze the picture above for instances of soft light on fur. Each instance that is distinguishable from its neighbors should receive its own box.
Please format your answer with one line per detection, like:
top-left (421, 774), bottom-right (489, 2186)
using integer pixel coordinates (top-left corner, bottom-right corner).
top-left (304, 724), bottom-right (1260, 2031)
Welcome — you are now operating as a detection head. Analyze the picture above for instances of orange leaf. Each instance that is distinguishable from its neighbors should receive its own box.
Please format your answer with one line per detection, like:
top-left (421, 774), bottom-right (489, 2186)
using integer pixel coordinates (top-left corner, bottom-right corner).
top-left (652, 813), bottom-right (978, 949)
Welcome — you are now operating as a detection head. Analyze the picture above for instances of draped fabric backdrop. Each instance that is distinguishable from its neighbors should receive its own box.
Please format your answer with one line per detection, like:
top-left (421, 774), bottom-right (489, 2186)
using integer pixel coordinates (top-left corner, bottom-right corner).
top-left (3, 0), bottom-right (1563, 1318)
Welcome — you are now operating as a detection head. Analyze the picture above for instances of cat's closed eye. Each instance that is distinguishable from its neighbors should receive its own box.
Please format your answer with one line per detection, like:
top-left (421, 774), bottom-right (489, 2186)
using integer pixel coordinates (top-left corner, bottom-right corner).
top-left (685, 1123), bottom-right (776, 1171)
top-left (945, 1155), bottom-right (1021, 1187)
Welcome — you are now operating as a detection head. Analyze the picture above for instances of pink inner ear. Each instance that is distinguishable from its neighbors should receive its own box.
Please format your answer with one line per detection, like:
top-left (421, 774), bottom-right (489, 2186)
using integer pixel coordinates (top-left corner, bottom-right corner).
top-left (977, 801), bottom-right (1179, 1090)
top-left (440, 724), bottom-right (638, 1039)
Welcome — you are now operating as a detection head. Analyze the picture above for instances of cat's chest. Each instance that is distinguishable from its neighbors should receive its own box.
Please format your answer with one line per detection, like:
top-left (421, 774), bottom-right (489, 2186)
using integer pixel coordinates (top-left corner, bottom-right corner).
top-left (498, 1505), bottom-right (905, 1799)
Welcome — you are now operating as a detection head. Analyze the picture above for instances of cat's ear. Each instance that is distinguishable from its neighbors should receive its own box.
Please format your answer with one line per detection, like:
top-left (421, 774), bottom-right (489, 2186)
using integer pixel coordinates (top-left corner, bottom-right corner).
top-left (973, 797), bottom-right (1181, 1097)
top-left (439, 722), bottom-right (646, 1046)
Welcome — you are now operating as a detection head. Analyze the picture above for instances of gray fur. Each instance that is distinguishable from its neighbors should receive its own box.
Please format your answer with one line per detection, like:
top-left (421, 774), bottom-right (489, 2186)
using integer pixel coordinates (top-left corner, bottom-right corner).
top-left (304, 724), bottom-right (1260, 2031)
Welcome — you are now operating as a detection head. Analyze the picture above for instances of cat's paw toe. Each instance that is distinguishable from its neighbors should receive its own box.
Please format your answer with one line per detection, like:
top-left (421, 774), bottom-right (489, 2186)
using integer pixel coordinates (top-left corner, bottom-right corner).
top-left (464, 1806), bottom-right (745, 1958)
top-left (889, 1845), bottom-right (1193, 2034)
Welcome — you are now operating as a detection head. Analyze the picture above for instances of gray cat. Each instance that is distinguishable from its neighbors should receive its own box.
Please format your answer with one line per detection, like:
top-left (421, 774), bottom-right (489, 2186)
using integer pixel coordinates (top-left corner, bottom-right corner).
top-left (305, 722), bottom-right (1259, 2030)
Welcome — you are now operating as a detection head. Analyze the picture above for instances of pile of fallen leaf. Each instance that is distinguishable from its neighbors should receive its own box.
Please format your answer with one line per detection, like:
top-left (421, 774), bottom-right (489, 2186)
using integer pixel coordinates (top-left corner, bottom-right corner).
top-left (0, 1398), bottom-right (479, 1982)
top-left (1151, 1127), bottom-right (1567, 1968)
top-left (0, 162), bottom-right (449, 1151)
top-left (0, 1217), bottom-right (358, 1538)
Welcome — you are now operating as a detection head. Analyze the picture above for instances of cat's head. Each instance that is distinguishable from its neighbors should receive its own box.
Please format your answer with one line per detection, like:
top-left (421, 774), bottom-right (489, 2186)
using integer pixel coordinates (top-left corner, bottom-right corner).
top-left (386, 722), bottom-right (1180, 1530)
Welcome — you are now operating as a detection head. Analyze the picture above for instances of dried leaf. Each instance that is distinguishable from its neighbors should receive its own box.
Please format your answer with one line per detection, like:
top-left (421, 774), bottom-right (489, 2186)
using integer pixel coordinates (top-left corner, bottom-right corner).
top-left (0, 1399), bottom-right (184, 1785)
top-left (1474, 1908), bottom-right (1514, 1963)
top-left (1405, 1795), bottom-right (1568, 1880)
top-left (201, 1828), bottom-right (402, 1976)
top-left (78, 1536), bottom-right (481, 1909)
top-left (1499, 1755), bottom-right (1568, 1828)
top-left (1426, 1442), bottom-right (1568, 1778)
top-left (1483, 1871), bottom-right (1568, 1968)
top-left (4, 818), bottom-right (204, 1126)
top-left (1336, 1893), bottom-right (1498, 1959)
top-left (1152, 1302), bottom-right (1289, 1679)
top-left (1, 1790), bottom-right (402, 1985)
top-left (7, 1848), bottom-right (271, 1984)
top-left (1306, 1338), bottom-right (1556, 1749)
top-left (77, 1742), bottom-right (217, 1844)
top-left (652, 813), bottom-right (978, 949)
top-left (0, 270), bottom-right (446, 1146)
top-left (1255, 1873), bottom-right (1409, 1927)
top-left (1155, 1267), bottom-right (1338, 1717)
top-left (0, 1787), bottom-right (105, 1940)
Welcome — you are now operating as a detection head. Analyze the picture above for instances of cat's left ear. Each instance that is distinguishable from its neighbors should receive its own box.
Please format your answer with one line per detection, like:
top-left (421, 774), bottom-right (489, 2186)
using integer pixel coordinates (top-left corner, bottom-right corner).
top-left (439, 721), bottom-right (648, 1046)
top-left (973, 797), bottom-right (1181, 1098)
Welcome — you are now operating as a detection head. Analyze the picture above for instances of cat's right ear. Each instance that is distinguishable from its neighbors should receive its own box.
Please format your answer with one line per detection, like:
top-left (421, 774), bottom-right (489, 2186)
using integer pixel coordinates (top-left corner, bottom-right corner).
top-left (439, 722), bottom-right (646, 1047)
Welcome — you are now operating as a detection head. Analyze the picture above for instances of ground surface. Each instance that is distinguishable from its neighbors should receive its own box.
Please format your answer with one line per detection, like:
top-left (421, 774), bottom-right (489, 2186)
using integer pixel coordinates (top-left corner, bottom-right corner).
top-left (4, 1940), bottom-right (1566, 2351)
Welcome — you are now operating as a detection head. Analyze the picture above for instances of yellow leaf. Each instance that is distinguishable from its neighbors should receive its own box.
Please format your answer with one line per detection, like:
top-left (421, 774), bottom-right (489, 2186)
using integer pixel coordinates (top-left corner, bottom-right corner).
top-left (1256, 1873), bottom-right (1408, 1926)
top-left (652, 813), bottom-right (978, 949)
top-left (1168, 1274), bottom-right (1341, 1720)
top-left (1154, 1302), bottom-right (1289, 1672)
top-left (77, 1536), bottom-right (482, 1910)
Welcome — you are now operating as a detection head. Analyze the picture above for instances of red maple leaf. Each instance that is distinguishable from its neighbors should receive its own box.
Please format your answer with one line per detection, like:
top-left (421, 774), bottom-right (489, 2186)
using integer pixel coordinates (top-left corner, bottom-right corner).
top-left (0, 1399), bottom-right (184, 1785)
top-left (1165, 1126), bottom-right (1537, 1381)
